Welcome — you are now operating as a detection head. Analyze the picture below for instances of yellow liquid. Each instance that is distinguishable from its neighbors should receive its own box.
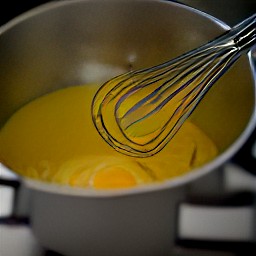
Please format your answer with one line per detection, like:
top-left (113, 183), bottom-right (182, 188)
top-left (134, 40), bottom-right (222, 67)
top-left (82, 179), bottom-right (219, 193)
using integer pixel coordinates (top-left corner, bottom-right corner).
top-left (0, 85), bottom-right (218, 189)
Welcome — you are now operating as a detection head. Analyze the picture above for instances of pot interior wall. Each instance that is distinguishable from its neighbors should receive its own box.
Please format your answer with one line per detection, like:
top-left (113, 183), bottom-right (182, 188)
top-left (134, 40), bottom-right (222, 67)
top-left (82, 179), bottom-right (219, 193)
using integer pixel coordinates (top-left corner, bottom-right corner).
top-left (0, 0), bottom-right (254, 159)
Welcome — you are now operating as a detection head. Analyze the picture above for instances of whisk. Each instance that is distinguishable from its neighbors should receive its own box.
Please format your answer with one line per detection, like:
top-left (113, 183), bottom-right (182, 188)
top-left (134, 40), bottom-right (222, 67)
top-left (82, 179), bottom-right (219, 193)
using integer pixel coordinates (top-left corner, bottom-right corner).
top-left (92, 14), bottom-right (255, 158)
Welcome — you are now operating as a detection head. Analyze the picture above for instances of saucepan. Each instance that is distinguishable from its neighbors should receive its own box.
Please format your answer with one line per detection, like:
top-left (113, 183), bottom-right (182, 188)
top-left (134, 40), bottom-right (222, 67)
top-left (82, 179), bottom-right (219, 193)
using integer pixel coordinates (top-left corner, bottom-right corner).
top-left (0, 0), bottom-right (255, 255)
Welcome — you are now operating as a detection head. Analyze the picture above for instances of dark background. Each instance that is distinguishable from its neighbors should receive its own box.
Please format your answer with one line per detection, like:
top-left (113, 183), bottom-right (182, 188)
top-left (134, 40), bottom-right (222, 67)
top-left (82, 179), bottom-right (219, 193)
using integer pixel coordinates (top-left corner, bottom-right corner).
top-left (1, 0), bottom-right (255, 26)
top-left (0, 1), bottom-right (51, 25)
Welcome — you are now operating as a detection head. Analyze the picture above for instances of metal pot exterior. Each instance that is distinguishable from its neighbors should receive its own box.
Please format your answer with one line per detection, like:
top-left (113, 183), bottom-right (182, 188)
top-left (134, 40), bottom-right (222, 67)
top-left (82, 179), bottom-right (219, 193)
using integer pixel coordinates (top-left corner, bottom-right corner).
top-left (31, 186), bottom-right (186, 256)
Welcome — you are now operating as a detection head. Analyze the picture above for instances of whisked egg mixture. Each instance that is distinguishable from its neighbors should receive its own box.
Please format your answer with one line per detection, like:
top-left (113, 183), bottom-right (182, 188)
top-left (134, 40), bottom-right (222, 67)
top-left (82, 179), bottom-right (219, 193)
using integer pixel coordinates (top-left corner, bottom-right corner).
top-left (0, 85), bottom-right (217, 189)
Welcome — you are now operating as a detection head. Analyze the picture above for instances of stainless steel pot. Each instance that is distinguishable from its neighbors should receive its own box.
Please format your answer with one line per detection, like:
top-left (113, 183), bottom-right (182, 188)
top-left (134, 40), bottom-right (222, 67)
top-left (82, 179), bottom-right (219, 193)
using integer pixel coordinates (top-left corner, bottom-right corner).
top-left (0, 0), bottom-right (255, 255)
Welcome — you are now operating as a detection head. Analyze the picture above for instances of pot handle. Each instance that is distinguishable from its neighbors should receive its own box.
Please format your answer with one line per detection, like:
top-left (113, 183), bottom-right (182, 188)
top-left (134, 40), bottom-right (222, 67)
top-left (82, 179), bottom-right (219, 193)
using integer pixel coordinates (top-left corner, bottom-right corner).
top-left (0, 175), bottom-right (29, 224)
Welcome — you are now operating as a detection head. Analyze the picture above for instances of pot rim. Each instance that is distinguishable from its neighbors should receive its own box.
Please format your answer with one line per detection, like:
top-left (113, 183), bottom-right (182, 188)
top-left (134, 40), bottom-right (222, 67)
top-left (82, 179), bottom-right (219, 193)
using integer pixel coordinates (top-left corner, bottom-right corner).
top-left (0, 0), bottom-right (255, 198)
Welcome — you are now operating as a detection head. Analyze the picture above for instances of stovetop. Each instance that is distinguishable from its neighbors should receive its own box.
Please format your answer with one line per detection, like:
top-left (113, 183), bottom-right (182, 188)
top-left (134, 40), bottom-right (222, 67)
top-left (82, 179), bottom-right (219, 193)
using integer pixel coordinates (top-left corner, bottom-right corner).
top-left (1, 162), bottom-right (255, 256)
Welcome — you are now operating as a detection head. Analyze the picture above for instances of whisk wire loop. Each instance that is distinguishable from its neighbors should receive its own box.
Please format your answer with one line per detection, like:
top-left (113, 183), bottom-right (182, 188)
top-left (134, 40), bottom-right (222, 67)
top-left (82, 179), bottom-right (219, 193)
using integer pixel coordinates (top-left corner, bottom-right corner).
top-left (92, 14), bottom-right (256, 157)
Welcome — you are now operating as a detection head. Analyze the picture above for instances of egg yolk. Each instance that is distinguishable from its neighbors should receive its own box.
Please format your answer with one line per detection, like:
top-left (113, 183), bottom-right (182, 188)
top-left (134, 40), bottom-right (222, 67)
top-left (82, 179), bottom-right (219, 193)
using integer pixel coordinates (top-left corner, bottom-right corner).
top-left (93, 167), bottom-right (137, 189)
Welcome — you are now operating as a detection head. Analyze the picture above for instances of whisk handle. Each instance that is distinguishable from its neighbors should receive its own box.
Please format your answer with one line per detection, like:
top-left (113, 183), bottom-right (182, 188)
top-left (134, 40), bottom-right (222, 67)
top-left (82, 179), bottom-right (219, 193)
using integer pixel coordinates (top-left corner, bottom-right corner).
top-left (229, 13), bottom-right (255, 52)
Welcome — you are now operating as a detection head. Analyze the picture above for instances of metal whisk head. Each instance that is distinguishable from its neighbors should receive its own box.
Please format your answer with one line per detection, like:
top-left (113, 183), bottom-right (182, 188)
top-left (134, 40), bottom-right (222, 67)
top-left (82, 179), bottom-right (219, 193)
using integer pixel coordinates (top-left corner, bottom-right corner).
top-left (92, 14), bottom-right (255, 157)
